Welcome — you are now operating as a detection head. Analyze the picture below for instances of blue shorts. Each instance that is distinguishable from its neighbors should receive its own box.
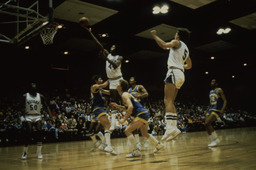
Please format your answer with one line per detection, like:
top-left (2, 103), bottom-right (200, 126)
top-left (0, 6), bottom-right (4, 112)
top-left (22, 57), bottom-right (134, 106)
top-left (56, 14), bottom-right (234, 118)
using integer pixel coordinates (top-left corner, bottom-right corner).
top-left (206, 110), bottom-right (220, 118)
top-left (135, 111), bottom-right (149, 124)
top-left (93, 107), bottom-right (106, 119)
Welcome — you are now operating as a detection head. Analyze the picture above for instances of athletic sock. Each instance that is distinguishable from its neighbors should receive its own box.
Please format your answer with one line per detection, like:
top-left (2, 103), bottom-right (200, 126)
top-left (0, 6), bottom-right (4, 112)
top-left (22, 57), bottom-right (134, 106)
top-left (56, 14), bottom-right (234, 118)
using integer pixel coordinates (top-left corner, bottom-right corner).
top-left (90, 134), bottom-right (97, 143)
top-left (127, 135), bottom-right (136, 151)
top-left (134, 133), bottom-right (140, 144)
top-left (147, 134), bottom-right (159, 146)
top-left (37, 142), bottom-right (42, 153)
top-left (104, 130), bottom-right (111, 146)
top-left (97, 131), bottom-right (104, 142)
top-left (165, 112), bottom-right (177, 131)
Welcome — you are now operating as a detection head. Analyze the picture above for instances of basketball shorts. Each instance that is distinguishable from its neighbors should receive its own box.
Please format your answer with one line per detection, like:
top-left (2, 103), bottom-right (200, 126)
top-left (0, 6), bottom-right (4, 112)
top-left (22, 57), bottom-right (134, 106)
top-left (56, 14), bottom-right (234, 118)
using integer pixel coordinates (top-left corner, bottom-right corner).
top-left (109, 76), bottom-right (123, 89)
top-left (25, 115), bottom-right (42, 122)
top-left (206, 110), bottom-right (220, 118)
top-left (93, 107), bottom-right (107, 119)
top-left (164, 68), bottom-right (185, 89)
top-left (135, 111), bottom-right (149, 124)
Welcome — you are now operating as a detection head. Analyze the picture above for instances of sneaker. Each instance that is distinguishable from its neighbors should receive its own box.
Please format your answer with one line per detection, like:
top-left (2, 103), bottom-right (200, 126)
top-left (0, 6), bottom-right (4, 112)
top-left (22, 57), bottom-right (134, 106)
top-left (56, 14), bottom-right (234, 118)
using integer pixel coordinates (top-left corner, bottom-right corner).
top-left (98, 143), bottom-right (107, 151)
top-left (153, 143), bottom-right (164, 153)
top-left (126, 149), bottom-right (141, 158)
top-left (21, 152), bottom-right (27, 160)
top-left (208, 138), bottom-right (220, 147)
top-left (104, 145), bottom-right (118, 155)
top-left (161, 130), bottom-right (175, 141)
top-left (166, 129), bottom-right (181, 142)
top-left (37, 153), bottom-right (43, 159)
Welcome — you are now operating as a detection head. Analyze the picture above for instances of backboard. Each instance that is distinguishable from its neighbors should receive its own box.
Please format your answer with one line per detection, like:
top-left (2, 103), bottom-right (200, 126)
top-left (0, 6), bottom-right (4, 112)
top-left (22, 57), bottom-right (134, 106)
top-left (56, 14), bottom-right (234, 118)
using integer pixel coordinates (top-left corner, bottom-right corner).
top-left (0, 0), bottom-right (54, 45)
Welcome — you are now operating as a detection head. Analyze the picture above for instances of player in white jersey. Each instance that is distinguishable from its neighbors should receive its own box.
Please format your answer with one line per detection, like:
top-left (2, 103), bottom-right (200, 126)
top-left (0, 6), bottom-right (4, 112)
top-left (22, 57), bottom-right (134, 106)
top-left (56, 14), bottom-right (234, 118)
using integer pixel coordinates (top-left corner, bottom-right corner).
top-left (151, 28), bottom-right (192, 142)
top-left (21, 83), bottom-right (51, 160)
top-left (101, 45), bottom-right (123, 132)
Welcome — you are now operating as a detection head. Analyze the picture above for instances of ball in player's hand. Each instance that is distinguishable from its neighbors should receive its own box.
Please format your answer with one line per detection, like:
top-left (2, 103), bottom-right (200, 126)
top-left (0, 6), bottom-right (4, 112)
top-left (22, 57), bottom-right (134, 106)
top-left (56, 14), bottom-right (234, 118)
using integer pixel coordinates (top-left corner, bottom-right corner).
top-left (79, 17), bottom-right (89, 28)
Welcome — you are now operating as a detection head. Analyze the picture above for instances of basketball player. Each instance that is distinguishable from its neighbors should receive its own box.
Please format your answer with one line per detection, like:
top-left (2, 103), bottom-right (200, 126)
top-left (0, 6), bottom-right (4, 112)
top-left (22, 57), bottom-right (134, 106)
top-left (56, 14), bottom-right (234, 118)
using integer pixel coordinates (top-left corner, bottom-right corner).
top-left (111, 79), bottom-right (164, 158)
top-left (128, 76), bottom-right (148, 106)
top-left (205, 79), bottom-right (227, 147)
top-left (100, 45), bottom-right (123, 132)
top-left (128, 76), bottom-right (149, 149)
top-left (151, 28), bottom-right (192, 142)
top-left (90, 75), bottom-right (117, 155)
top-left (21, 83), bottom-right (51, 159)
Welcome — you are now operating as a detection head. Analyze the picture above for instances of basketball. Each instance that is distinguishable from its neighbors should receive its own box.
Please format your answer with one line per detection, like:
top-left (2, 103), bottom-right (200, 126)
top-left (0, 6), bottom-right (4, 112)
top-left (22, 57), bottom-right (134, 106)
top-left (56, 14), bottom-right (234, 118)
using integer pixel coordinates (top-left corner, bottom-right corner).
top-left (79, 17), bottom-right (89, 28)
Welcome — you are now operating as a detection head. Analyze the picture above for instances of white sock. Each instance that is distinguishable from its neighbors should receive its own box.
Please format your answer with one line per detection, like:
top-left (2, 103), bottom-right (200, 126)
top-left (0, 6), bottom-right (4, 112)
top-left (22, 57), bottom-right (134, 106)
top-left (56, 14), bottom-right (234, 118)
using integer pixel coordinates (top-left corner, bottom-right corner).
top-left (37, 142), bottom-right (42, 154)
top-left (97, 131), bottom-right (104, 142)
top-left (211, 131), bottom-right (217, 140)
top-left (90, 134), bottom-right (97, 143)
top-left (134, 133), bottom-right (140, 144)
top-left (104, 130), bottom-right (111, 146)
top-left (165, 112), bottom-right (177, 130)
top-left (23, 146), bottom-right (28, 153)
top-left (127, 135), bottom-right (136, 151)
top-left (110, 111), bottom-right (117, 129)
top-left (147, 134), bottom-right (159, 146)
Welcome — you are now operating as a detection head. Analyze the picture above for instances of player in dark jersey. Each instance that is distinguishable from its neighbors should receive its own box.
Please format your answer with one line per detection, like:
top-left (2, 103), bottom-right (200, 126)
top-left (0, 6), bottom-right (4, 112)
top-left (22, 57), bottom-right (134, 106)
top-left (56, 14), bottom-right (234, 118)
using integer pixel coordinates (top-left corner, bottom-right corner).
top-left (205, 79), bottom-right (227, 147)
top-left (128, 76), bottom-right (149, 149)
top-left (90, 75), bottom-right (117, 154)
top-left (111, 79), bottom-right (164, 158)
top-left (128, 76), bottom-right (148, 106)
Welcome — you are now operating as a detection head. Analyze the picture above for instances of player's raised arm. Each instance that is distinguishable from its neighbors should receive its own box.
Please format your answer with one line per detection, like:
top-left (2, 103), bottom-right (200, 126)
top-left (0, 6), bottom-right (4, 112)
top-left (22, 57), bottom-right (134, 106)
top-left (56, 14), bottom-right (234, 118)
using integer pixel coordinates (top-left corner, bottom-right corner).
top-left (150, 30), bottom-right (179, 50)
top-left (91, 80), bottom-right (109, 92)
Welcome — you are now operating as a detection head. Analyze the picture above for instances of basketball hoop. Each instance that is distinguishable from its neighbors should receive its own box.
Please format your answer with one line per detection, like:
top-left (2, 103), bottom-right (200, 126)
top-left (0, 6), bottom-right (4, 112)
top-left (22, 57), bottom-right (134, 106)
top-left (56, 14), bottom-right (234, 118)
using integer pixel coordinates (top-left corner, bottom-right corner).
top-left (40, 25), bottom-right (58, 45)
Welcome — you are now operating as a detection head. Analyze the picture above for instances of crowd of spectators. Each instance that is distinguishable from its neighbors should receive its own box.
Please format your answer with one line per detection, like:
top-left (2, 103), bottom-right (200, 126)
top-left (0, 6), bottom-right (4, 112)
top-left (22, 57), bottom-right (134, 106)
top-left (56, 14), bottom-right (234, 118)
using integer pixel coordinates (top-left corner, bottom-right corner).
top-left (0, 89), bottom-right (255, 146)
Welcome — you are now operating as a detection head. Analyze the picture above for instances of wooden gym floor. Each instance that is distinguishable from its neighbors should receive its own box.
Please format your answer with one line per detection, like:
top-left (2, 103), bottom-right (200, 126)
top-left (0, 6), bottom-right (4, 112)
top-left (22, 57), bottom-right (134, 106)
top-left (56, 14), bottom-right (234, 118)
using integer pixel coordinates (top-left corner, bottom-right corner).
top-left (0, 127), bottom-right (256, 170)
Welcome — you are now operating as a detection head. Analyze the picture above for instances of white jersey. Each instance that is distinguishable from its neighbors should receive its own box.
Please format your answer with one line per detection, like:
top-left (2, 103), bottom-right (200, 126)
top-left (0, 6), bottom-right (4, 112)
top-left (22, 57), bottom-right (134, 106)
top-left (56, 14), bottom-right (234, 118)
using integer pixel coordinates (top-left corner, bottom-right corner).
top-left (167, 41), bottom-right (189, 72)
top-left (106, 54), bottom-right (122, 79)
top-left (25, 93), bottom-right (42, 115)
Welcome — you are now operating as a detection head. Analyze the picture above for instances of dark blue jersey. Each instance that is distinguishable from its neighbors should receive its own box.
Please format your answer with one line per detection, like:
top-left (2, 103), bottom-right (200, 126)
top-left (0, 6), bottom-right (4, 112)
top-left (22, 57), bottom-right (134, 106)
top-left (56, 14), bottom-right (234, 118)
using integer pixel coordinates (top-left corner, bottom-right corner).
top-left (209, 88), bottom-right (223, 112)
top-left (129, 94), bottom-right (148, 117)
top-left (91, 89), bottom-right (105, 111)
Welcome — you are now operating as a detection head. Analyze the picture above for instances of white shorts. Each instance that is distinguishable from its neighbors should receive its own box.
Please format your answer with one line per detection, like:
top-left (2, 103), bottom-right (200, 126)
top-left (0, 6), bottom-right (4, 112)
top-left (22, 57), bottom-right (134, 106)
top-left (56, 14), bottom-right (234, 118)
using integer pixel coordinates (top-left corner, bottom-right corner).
top-left (109, 76), bottom-right (123, 89)
top-left (164, 68), bottom-right (185, 89)
top-left (25, 115), bottom-right (42, 122)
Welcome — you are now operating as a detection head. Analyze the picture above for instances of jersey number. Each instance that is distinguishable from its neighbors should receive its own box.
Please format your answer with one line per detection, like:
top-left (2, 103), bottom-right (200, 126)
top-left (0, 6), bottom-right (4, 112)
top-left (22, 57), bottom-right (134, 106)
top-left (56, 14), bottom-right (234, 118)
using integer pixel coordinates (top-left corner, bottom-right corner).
top-left (30, 105), bottom-right (37, 111)
top-left (108, 59), bottom-right (116, 70)
top-left (182, 49), bottom-right (188, 61)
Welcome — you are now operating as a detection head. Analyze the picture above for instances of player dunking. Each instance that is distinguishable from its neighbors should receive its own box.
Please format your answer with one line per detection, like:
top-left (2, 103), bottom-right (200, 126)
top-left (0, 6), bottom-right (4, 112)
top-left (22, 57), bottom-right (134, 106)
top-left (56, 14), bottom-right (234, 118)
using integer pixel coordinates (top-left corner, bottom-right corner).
top-left (100, 45), bottom-right (123, 132)
top-left (205, 79), bottom-right (227, 147)
top-left (151, 28), bottom-right (192, 142)
top-left (90, 75), bottom-right (117, 155)
top-left (21, 83), bottom-right (51, 159)
top-left (111, 79), bottom-right (164, 157)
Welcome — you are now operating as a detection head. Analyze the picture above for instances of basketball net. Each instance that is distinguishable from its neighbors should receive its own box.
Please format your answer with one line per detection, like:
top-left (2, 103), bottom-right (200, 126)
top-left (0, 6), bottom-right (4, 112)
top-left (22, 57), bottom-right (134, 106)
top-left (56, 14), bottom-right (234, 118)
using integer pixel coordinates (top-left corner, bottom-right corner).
top-left (40, 26), bottom-right (58, 45)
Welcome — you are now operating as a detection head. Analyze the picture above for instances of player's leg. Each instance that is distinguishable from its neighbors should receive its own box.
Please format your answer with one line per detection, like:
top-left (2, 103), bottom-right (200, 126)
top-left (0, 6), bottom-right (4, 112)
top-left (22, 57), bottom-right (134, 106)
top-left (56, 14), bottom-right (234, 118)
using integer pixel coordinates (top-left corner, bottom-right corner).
top-left (133, 128), bottom-right (141, 150)
top-left (161, 82), bottom-right (179, 141)
top-left (139, 122), bottom-right (164, 153)
top-left (162, 69), bottom-right (184, 142)
top-left (109, 89), bottom-right (120, 132)
top-left (88, 121), bottom-right (99, 151)
top-left (21, 121), bottom-right (32, 159)
top-left (125, 120), bottom-right (142, 157)
top-left (99, 114), bottom-right (117, 155)
top-left (205, 113), bottom-right (220, 147)
top-left (35, 120), bottom-right (43, 159)
top-left (95, 123), bottom-right (104, 144)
